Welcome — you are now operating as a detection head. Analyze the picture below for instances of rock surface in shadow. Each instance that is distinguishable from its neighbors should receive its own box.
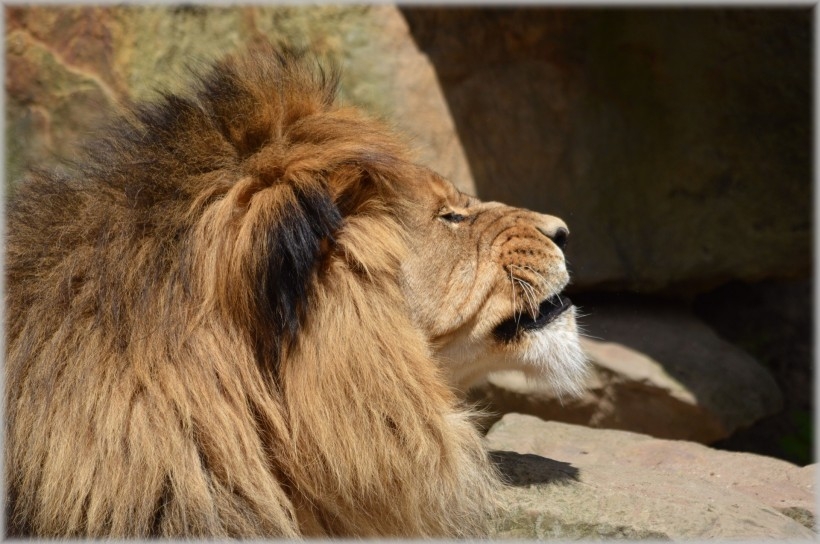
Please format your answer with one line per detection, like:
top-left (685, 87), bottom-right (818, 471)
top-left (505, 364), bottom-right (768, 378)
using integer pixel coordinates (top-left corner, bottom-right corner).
top-left (402, 7), bottom-right (811, 293)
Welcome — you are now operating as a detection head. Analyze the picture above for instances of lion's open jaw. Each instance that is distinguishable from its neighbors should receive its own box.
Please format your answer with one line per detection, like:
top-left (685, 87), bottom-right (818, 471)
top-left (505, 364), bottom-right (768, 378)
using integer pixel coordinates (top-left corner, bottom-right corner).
top-left (492, 293), bottom-right (573, 342)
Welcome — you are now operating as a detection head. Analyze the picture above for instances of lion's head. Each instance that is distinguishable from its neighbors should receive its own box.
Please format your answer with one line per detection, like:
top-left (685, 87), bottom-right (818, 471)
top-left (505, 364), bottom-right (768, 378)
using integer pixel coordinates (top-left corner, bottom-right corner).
top-left (397, 169), bottom-right (585, 393)
top-left (5, 45), bottom-right (585, 538)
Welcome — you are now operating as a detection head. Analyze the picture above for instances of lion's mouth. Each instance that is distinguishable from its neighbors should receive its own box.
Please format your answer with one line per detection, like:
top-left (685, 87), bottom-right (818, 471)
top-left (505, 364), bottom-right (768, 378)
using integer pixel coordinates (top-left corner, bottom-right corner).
top-left (492, 294), bottom-right (573, 342)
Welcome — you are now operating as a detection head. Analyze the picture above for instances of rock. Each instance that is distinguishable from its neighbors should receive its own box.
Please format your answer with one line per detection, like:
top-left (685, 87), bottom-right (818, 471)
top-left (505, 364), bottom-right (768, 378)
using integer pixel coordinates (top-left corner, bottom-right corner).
top-left (470, 299), bottom-right (783, 443)
top-left (8, 6), bottom-right (811, 293)
top-left (694, 279), bottom-right (814, 465)
top-left (5, 5), bottom-right (475, 194)
top-left (488, 414), bottom-right (816, 539)
top-left (6, 10), bottom-right (116, 187)
top-left (402, 8), bottom-right (811, 293)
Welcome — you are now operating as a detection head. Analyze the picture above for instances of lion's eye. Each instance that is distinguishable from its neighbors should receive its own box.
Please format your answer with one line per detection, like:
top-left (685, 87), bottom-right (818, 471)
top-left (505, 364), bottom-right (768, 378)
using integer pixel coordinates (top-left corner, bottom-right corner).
top-left (440, 212), bottom-right (467, 223)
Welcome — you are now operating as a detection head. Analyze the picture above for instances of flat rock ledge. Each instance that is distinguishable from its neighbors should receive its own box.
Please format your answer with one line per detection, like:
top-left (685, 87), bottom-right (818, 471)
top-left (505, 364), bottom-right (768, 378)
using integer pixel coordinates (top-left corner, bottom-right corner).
top-left (488, 414), bottom-right (816, 540)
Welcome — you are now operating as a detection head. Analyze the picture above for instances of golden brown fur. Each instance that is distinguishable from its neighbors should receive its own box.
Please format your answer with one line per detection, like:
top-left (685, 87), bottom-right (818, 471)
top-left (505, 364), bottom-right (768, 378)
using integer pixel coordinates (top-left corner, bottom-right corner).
top-left (5, 44), bottom-right (584, 537)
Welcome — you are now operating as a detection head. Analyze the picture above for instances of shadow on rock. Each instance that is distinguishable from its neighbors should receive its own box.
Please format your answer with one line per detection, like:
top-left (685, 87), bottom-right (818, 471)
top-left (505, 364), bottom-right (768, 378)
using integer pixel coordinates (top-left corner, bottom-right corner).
top-left (489, 450), bottom-right (579, 486)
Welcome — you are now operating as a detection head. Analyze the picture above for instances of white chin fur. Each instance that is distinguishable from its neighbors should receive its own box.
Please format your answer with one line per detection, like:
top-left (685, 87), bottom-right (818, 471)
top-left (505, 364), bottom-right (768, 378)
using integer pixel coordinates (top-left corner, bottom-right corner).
top-left (441, 308), bottom-right (589, 394)
top-left (517, 312), bottom-right (589, 397)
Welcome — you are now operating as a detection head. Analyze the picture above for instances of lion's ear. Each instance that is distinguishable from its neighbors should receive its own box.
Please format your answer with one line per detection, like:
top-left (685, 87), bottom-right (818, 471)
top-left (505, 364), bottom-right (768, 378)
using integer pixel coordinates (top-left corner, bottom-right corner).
top-left (329, 164), bottom-right (396, 218)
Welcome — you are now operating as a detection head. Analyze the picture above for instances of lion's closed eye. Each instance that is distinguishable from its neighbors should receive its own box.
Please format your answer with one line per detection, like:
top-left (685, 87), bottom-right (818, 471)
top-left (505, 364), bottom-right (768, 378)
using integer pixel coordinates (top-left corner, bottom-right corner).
top-left (439, 211), bottom-right (467, 223)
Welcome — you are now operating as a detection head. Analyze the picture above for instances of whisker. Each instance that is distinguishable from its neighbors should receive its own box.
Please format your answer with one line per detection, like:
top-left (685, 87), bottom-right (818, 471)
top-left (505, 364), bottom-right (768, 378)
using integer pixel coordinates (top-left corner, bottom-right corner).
top-left (513, 275), bottom-right (537, 317)
top-left (516, 264), bottom-right (549, 288)
top-left (508, 267), bottom-right (522, 325)
top-left (508, 264), bottom-right (541, 317)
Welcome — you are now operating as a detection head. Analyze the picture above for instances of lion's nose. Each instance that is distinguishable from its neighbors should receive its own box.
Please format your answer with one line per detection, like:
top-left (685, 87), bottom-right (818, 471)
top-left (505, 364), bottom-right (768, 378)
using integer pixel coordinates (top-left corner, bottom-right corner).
top-left (535, 218), bottom-right (569, 251)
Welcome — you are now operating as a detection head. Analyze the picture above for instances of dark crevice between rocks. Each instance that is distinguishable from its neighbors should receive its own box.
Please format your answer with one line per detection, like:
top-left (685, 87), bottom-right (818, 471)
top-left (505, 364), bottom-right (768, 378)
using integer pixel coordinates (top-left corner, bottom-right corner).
top-left (692, 279), bottom-right (813, 466)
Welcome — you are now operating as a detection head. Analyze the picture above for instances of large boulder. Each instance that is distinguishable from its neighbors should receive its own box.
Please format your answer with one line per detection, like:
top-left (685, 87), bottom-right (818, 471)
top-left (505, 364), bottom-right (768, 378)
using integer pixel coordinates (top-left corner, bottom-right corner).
top-left (402, 8), bottom-right (811, 293)
top-left (6, 5), bottom-right (474, 193)
top-left (471, 299), bottom-right (783, 443)
top-left (489, 414), bottom-right (816, 539)
top-left (8, 7), bottom-right (811, 293)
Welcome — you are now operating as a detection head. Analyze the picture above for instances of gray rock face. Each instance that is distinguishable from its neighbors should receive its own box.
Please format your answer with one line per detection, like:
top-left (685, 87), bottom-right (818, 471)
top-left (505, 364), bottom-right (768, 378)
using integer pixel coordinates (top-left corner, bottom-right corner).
top-left (471, 299), bottom-right (783, 443)
top-left (488, 414), bottom-right (816, 539)
top-left (403, 8), bottom-right (811, 293)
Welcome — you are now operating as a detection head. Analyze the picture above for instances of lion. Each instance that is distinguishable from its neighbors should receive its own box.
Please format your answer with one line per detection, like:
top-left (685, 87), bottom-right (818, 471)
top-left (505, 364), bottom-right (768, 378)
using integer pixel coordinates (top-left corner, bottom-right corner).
top-left (4, 44), bottom-right (586, 538)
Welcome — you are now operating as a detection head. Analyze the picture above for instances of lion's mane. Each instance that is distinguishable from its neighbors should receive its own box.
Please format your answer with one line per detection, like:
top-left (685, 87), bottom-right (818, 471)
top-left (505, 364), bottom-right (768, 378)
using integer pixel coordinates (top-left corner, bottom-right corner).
top-left (5, 46), bottom-right (501, 538)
